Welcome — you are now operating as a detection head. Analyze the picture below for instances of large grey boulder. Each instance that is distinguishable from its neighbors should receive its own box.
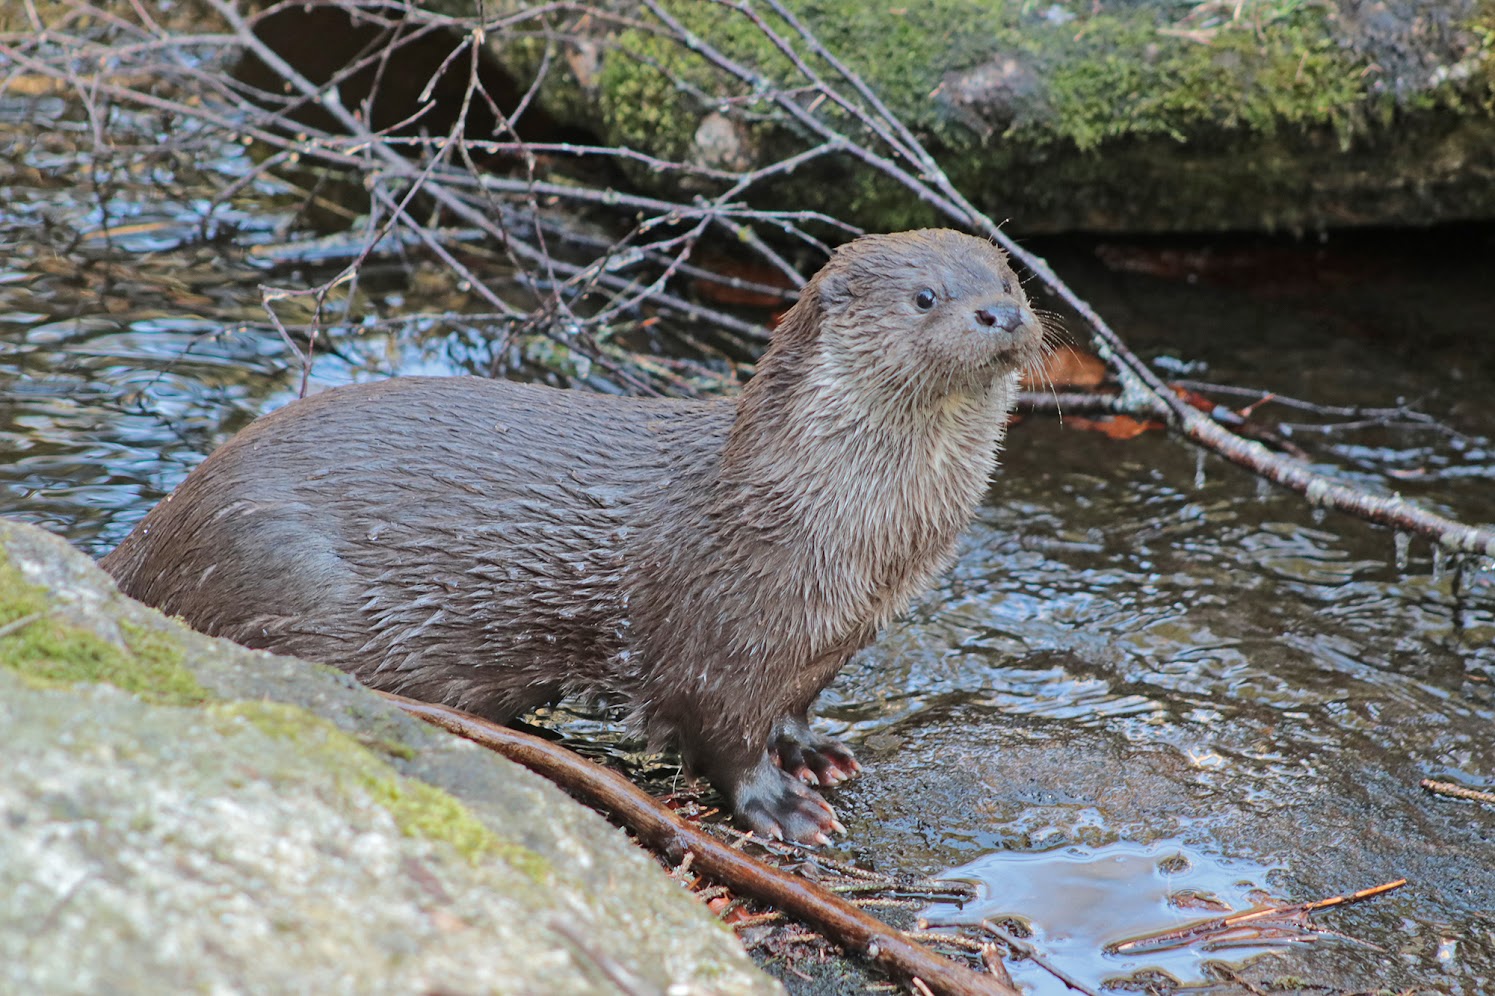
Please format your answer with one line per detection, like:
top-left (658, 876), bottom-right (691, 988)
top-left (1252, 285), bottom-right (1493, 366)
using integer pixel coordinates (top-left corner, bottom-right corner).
top-left (0, 518), bottom-right (780, 996)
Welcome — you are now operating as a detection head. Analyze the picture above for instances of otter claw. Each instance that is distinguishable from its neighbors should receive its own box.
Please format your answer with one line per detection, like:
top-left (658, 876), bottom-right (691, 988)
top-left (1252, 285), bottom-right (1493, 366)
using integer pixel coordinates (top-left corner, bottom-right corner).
top-left (735, 755), bottom-right (843, 845)
top-left (771, 717), bottom-right (861, 789)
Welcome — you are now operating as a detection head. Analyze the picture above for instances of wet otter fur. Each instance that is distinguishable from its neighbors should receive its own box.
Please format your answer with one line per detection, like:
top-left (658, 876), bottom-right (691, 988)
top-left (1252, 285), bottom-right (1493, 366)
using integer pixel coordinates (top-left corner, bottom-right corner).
top-left (102, 229), bottom-right (1045, 843)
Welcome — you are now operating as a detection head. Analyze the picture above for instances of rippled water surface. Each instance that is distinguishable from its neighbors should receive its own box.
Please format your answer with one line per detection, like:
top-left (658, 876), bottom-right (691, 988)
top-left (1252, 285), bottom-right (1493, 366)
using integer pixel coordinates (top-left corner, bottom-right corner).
top-left (817, 235), bottom-right (1495, 993)
top-left (3, 94), bottom-right (1493, 994)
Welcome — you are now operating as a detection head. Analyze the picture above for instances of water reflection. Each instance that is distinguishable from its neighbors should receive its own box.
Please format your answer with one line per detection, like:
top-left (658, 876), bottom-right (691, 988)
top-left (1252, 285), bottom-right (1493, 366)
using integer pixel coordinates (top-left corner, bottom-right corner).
top-left (924, 840), bottom-right (1291, 994)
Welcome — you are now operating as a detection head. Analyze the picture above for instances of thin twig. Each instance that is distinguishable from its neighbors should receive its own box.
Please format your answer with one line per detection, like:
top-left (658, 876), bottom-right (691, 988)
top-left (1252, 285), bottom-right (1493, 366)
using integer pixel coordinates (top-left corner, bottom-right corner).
top-left (981, 922), bottom-right (1100, 996)
top-left (0, 612), bottom-right (47, 640)
top-left (1106, 879), bottom-right (1407, 954)
top-left (1420, 779), bottom-right (1495, 806)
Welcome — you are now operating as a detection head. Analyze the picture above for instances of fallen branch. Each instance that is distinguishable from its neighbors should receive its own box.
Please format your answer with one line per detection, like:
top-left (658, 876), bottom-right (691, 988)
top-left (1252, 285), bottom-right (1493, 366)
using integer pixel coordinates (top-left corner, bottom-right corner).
top-left (1107, 878), bottom-right (1407, 954)
top-left (1420, 779), bottom-right (1495, 806)
top-left (379, 691), bottom-right (1020, 996)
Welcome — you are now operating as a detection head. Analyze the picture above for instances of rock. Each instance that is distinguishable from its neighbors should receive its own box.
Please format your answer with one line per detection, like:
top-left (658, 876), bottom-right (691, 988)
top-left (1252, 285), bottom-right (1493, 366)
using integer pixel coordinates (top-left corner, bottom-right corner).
top-left (0, 518), bottom-right (780, 996)
top-left (457, 0), bottom-right (1495, 234)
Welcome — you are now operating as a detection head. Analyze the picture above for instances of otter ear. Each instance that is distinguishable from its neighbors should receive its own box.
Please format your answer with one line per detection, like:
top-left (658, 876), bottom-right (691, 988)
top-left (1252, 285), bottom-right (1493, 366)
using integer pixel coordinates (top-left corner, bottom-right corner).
top-left (816, 270), bottom-right (852, 314)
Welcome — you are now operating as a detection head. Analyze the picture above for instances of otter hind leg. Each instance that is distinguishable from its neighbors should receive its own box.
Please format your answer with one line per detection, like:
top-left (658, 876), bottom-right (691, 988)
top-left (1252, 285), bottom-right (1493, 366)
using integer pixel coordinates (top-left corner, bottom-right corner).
top-left (657, 704), bottom-right (847, 845)
top-left (771, 713), bottom-right (861, 787)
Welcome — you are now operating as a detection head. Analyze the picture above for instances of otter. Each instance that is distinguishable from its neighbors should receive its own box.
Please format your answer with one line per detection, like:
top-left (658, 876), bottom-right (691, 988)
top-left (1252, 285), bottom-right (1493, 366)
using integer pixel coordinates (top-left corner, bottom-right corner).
top-left (102, 229), bottom-right (1044, 844)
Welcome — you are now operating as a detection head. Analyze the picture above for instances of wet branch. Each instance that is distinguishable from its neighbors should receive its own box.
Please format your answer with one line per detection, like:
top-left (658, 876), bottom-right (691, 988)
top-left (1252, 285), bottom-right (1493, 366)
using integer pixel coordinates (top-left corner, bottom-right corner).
top-left (1106, 878), bottom-right (1407, 954)
top-left (1420, 779), bottom-right (1495, 806)
top-left (380, 692), bottom-right (1021, 996)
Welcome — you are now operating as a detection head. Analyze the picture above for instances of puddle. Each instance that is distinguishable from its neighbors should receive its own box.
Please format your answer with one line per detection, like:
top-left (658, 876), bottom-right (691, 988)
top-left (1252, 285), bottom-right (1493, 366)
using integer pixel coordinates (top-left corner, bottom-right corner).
top-left (925, 840), bottom-right (1294, 992)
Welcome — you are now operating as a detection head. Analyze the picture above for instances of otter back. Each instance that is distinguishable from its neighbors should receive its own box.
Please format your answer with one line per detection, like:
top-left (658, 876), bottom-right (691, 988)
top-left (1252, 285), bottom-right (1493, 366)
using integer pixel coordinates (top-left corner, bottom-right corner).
top-left (103, 376), bottom-right (729, 718)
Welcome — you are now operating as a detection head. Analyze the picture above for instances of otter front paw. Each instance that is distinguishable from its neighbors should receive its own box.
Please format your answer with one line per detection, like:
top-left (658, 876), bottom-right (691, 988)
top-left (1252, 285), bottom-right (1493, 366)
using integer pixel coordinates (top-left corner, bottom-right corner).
top-left (771, 715), bottom-right (862, 787)
top-left (733, 755), bottom-right (847, 846)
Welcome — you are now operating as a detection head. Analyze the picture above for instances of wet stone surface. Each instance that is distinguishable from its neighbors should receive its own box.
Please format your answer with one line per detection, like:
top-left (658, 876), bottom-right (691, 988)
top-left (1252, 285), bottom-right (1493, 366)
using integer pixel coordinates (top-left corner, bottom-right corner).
top-left (836, 706), bottom-right (1492, 992)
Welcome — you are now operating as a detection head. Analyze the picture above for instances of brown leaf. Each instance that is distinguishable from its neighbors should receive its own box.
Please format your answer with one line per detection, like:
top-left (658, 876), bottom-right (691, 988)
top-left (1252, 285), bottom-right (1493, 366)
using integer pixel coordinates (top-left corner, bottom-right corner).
top-left (708, 895), bottom-right (755, 924)
top-left (1171, 385), bottom-right (1217, 413)
top-left (1022, 347), bottom-right (1106, 390)
top-left (1067, 415), bottom-right (1164, 440)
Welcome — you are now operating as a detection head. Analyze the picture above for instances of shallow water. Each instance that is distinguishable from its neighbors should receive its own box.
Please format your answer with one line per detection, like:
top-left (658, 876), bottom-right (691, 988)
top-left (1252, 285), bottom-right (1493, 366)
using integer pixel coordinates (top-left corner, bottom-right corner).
top-left (837, 403), bottom-right (1495, 990)
top-left (4, 95), bottom-right (1493, 993)
top-left (816, 233), bottom-right (1495, 993)
top-left (927, 839), bottom-right (1291, 992)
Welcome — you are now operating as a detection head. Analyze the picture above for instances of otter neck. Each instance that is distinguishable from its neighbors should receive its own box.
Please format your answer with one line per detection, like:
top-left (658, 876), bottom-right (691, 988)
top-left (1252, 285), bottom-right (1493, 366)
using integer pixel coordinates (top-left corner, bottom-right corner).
top-left (726, 308), bottom-right (1015, 476)
top-left (712, 318), bottom-right (1015, 627)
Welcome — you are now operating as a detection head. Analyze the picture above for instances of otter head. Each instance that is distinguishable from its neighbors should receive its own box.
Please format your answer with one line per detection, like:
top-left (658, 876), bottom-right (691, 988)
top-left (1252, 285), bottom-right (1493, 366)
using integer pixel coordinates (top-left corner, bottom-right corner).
top-left (766, 229), bottom-right (1044, 416)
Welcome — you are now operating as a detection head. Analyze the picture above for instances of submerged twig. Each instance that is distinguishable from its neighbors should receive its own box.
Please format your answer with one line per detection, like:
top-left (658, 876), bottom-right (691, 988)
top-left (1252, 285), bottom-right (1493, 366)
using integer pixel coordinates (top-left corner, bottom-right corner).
top-left (981, 921), bottom-right (1100, 996)
top-left (1106, 878), bottom-right (1407, 955)
top-left (1420, 779), bottom-right (1495, 806)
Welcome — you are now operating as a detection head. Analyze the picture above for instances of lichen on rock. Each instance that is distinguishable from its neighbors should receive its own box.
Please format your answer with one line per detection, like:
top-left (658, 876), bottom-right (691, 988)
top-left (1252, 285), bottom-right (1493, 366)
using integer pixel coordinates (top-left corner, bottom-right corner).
top-left (0, 519), bottom-right (780, 995)
top-left (469, 0), bottom-right (1495, 232)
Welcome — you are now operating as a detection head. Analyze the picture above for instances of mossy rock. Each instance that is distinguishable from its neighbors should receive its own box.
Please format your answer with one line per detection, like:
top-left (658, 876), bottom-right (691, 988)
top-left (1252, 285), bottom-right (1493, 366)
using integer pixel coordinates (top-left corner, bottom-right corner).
top-left (439, 0), bottom-right (1495, 233)
top-left (0, 517), bottom-right (779, 995)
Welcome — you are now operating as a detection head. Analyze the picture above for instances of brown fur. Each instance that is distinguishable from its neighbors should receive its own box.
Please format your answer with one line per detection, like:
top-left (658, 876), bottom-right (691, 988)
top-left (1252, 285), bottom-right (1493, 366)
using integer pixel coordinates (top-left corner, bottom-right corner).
top-left (102, 229), bottom-right (1044, 842)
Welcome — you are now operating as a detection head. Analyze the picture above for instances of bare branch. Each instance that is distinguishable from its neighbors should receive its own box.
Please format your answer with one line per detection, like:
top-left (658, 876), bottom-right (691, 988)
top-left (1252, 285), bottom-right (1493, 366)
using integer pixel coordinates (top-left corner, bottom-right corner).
top-left (5, 0), bottom-right (1489, 547)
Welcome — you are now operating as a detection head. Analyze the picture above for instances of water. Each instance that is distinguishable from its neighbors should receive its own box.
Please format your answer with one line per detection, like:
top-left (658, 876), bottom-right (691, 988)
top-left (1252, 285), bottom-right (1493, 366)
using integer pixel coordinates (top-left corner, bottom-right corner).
top-left (924, 840), bottom-right (1294, 994)
top-left (814, 233), bottom-right (1495, 992)
top-left (4, 88), bottom-right (1494, 994)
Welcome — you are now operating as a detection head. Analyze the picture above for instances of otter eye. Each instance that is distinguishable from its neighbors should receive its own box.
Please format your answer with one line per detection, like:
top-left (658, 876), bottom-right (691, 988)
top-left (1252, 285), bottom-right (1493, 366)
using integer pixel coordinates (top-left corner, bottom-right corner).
top-left (914, 288), bottom-right (937, 311)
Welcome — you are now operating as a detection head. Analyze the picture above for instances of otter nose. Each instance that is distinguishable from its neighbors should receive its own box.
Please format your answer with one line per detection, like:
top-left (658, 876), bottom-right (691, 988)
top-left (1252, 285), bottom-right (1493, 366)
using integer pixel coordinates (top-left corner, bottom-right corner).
top-left (973, 302), bottom-right (1029, 334)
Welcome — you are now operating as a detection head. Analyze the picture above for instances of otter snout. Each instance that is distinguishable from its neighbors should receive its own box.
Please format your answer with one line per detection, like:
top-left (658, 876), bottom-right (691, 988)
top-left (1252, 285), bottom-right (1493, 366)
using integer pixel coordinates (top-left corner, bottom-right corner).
top-left (972, 301), bottom-right (1034, 337)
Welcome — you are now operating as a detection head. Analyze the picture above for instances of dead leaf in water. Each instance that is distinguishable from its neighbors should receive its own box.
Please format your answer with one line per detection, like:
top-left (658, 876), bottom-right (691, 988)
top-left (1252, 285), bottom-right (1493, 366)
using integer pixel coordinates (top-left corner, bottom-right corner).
top-left (1022, 347), bottom-right (1106, 390)
top-left (1067, 415), bottom-right (1164, 440)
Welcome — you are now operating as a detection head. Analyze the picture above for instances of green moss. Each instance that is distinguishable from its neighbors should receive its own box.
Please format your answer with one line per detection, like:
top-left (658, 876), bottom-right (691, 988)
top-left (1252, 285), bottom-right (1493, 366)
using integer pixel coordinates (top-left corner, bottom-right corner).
top-left (358, 735), bottom-right (419, 762)
top-left (494, 0), bottom-right (1495, 230)
top-left (1030, 8), bottom-right (1365, 150)
top-left (214, 701), bottom-right (550, 879)
top-left (0, 544), bottom-right (547, 879)
top-left (589, 2), bottom-right (1371, 151)
top-left (552, 1), bottom-right (1391, 230)
top-left (0, 559), bottom-right (206, 706)
top-left (595, 26), bottom-right (707, 165)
